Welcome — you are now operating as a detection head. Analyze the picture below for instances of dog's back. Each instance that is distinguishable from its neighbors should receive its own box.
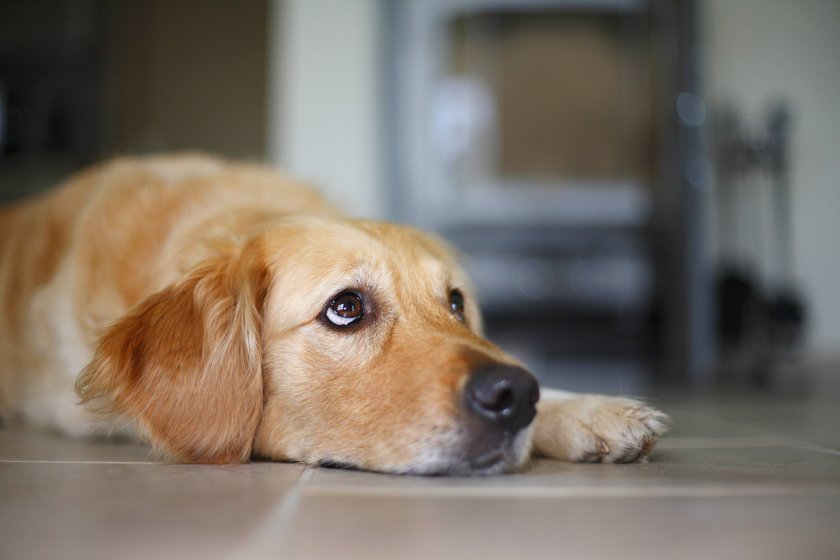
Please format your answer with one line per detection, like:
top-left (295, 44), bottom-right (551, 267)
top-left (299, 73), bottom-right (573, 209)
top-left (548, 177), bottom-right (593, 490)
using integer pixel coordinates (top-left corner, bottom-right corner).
top-left (0, 154), bottom-right (332, 433)
top-left (0, 168), bottom-right (98, 429)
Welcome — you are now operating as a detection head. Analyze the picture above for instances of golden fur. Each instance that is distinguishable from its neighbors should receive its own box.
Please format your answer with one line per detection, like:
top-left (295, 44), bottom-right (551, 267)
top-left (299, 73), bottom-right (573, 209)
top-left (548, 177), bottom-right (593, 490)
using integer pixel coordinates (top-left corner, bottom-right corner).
top-left (0, 154), bottom-right (668, 474)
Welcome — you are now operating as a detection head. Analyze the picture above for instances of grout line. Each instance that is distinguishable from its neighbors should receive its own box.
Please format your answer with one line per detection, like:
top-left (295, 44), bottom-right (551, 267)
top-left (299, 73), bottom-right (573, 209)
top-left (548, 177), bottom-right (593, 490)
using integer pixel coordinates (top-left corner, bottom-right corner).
top-left (656, 436), bottom-right (793, 449)
top-left (300, 483), bottom-right (840, 500)
top-left (236, 467), bottom-right (315, 559)
top-left (789, 440), bottom-right (840, 456)
top-left (0, 459), bottom-right (159, 465)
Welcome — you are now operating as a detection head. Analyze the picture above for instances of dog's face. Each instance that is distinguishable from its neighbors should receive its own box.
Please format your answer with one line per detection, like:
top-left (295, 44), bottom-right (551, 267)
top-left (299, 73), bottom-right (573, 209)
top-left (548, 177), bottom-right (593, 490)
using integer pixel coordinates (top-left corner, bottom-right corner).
top-left (77, 218), bottom-right (539, 475)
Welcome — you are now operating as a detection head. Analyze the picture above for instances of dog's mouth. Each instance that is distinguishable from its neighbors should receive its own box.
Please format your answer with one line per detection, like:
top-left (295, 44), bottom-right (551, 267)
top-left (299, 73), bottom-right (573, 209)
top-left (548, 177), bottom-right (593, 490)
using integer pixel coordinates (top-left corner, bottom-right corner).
top-left (402, 425), bottom-right (534, 476)
top-left (460, 449), bottom-right (512, 475)
top-left (310, 426), bottom-right (533, 477)
top-left (461, 428), bottom-right (533, 475)
top-left (470, 448), bottom-right (506, 470)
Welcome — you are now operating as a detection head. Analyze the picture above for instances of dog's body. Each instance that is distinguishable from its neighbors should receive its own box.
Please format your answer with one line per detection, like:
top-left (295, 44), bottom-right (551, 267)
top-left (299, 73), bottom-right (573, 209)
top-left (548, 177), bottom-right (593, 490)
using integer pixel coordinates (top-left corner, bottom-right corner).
top-left (0, 154), bottom-right (666, 474)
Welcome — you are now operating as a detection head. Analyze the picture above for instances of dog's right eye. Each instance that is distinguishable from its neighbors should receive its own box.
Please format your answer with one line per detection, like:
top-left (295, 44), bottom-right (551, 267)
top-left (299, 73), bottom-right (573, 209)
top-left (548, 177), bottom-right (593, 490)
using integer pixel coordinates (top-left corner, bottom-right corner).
top-left (325, 292), bottom-right (364, 327)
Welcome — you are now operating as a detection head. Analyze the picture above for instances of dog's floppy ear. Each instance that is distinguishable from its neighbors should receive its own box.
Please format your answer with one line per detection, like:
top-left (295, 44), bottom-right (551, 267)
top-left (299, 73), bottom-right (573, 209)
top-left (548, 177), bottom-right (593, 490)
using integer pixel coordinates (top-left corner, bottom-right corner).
top-left (76, 244), bottom-right (269, 463)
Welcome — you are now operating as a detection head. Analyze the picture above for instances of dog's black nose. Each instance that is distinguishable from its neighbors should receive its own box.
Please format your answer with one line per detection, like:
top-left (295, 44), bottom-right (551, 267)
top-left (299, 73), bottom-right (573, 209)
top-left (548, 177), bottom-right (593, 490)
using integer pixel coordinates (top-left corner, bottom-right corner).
top-left (465, 365), bottom-right (540, 431)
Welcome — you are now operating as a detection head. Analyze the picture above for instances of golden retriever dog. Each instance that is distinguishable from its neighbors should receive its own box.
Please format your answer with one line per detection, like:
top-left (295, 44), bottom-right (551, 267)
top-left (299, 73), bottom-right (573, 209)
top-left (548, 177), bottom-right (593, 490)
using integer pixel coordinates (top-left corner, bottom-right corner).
top-left (0, 154), bottom-right (667, 474)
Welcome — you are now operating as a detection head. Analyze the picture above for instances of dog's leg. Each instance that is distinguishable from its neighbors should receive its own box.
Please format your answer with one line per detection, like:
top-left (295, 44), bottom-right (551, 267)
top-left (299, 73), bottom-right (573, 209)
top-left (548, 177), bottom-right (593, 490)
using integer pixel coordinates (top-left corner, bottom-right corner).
top-left (532, 388), bottom-right (669, 463)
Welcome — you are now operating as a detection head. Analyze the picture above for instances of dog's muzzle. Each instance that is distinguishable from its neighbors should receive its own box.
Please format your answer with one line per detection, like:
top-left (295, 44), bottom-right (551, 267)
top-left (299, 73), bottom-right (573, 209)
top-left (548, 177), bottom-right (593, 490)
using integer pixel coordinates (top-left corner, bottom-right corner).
top-left (435, 363), bottom-right (540, 474)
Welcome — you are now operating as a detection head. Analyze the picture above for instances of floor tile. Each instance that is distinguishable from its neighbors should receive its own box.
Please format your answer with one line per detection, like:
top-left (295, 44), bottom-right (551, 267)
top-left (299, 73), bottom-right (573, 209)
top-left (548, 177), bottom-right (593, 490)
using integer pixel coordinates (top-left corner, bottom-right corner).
top-left (0, 428), bottom-right (154, 463)
top-left (3, 396), bottom-right (840, 559)
top-left (698, 402), bottom-right (840, 450)
top-left (280, 493), bottom-right (840, 560)
top-left (660, 408), bottom-right (782, 441)
top-left (656, 397), bottom-right (840, 449)
top-left (0, 461), bottom-right (304, 560)
top-left (303, 445), bottom-right (840, 498)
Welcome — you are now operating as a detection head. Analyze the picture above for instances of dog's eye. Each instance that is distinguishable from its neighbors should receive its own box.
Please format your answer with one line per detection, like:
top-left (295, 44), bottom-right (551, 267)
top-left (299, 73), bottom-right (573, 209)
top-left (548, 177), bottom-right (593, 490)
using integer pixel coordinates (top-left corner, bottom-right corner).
top-left (326, 292), bottom-right (364, 326)
top-left (449, 289), bottom-right (466, 322)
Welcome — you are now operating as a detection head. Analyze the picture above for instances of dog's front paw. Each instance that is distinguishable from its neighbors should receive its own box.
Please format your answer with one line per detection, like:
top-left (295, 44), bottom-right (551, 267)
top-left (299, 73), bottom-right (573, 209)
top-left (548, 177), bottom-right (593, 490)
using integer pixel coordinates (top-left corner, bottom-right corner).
top-left (533, 395), bottom-right (670, 463)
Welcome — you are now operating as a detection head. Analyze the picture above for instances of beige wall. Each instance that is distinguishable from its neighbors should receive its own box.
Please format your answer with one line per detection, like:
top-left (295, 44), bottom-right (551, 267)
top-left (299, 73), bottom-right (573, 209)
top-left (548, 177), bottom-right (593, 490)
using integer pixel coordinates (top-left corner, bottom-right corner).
top-left (705, 0), bottom-right (840, 357)
top-left (105, 0), bottom-right (384, 214)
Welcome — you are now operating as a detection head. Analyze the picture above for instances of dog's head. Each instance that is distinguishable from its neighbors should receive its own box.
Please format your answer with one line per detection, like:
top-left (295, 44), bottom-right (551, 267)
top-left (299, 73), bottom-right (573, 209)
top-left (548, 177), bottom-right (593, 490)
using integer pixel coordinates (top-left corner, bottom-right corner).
top-left (77, 217), bottom-right (539, 474)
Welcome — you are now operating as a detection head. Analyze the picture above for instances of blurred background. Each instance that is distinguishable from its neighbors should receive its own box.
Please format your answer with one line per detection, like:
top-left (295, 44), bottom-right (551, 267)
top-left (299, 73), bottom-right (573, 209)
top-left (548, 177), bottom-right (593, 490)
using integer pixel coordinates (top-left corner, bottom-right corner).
top-left (1, 0), bottom-right (838, 396)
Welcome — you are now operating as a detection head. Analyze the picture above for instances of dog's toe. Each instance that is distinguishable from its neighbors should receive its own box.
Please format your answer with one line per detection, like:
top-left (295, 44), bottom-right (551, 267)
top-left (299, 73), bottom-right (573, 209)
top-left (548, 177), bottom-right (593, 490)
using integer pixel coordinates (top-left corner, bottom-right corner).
top-left (591, 400), bottom-right (670, 464)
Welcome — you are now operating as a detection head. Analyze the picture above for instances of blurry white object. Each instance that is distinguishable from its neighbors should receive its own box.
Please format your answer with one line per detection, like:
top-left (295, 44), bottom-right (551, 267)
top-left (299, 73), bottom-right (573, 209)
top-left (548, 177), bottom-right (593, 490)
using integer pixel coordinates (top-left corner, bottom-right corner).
top-left (432, 78), bottom-right (496, 173)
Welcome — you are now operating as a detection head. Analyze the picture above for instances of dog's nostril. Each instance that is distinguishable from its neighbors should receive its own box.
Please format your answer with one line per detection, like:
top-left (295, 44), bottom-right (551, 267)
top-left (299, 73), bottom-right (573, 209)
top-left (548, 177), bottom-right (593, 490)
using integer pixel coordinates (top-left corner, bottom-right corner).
top-left (465, 365), bottom-right (539, 431)
top-left (471, 380), bottom-right (514, 414)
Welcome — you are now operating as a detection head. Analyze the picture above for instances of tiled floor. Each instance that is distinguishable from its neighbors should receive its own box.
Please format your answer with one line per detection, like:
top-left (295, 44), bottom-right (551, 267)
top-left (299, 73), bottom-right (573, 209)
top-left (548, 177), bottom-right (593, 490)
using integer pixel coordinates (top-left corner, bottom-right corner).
top-left (2, 394), bottom-right (839, 560)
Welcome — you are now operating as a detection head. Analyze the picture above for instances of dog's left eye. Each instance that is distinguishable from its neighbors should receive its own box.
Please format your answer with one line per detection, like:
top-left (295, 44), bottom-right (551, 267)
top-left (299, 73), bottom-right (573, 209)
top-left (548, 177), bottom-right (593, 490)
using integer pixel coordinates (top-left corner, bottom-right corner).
top-left (325, 292), bottom-right (364, 327)
top-left (449, 289), bottom-right (466, 322)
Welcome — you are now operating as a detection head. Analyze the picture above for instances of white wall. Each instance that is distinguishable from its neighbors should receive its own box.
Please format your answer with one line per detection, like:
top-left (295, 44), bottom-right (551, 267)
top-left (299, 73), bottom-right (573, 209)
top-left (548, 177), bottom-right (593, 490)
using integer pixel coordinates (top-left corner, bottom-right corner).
top-left (267, 0), bottom-right (384, 219)
top-left (704, 0), bottom-right (840, 358)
